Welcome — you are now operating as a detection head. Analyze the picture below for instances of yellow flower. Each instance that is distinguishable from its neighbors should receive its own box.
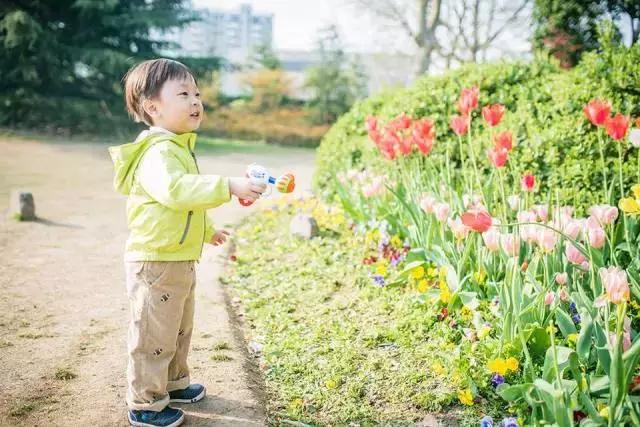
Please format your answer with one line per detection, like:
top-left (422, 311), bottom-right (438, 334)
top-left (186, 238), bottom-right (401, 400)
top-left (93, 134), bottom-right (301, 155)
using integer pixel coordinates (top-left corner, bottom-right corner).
top-left (391, 235), bottom-right (402, 248)
top-left (439, 266), bottom-right (448, 281)
top-left (619, 197), bottom-right (640, 214)
top-left (411, 266), bottom-right (425, 280)
top-left (505, 357), bottom-right (519, 372)
top-left (473, 269), bottom-right (487, 284)
top-left (567, 333), bottom-right (578, 344)
top-left (458, 388), bottom-right (474, 406)
top-left (633, 184), bottom-right (640, 199)
top-left (432, 362), bottom-right (445, 376)
top-left (325, 379), bottom-right (338, 389)
top-left (417, 279), bottom-right (429, 293)
top-left (478, 325), bottom-right (492, 340)
top-left (376, 263), bottom-right (387, 276)
top-left (598, 405), bottom-right (609, 418)
top-left (439, 282), bottom-right (451, 303)
top-left (487, 358), bottom-right (509, 376)
top-left (427, 267), bottom-right (437, 278)
top-left (461, 306), bottom-right (472, 317)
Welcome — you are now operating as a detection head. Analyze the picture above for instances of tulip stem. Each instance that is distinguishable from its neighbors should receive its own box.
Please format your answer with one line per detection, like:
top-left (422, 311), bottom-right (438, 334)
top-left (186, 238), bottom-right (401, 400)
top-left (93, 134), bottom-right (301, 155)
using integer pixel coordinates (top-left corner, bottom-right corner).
top-left (598, 130), bottom-right (610, 203)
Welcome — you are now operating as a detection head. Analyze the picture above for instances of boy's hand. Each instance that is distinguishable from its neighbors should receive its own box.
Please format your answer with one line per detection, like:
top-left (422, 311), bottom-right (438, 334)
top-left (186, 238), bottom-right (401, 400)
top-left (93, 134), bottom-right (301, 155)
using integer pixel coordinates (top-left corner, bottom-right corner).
top-left (210, 230), bottom-right (230, 246)
top-left (229, 177), bottom-right (266, 202)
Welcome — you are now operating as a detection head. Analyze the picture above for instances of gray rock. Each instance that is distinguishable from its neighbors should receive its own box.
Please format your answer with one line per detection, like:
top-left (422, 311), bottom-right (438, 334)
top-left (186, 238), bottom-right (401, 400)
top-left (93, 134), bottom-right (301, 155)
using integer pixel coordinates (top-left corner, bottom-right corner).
top-left (9, 190), bottom-right (36, 221)
top-left (289, 213), bottom-right (318, 239)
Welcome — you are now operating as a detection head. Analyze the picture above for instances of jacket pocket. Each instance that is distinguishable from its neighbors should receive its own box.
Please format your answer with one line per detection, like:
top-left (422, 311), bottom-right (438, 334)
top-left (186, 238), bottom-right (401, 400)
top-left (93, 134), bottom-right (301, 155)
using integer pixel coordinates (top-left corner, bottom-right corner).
top-left (179, 211), bottom-right (193, 245)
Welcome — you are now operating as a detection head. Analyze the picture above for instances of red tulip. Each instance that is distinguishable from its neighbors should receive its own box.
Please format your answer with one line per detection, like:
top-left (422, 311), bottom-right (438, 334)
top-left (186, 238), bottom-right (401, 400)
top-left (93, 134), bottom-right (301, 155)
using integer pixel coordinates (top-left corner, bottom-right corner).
top-left (397, 135), bottom-right (413, 156)
top-left (605, 113), bottom-right (630, 140)
top-left (494, 130), bottom-right (513, 151)
top-left (482, 104), bottom-right (505, 127)
top-left (488, 147), bottom-right (508, 168)
top-left (583, 99), bottom-right (611, 126)
top-left (458, 86), bottom-right (479, 115)
top-left (521, 174), bottom-right (535, 192)
top-left (388, 113), bottom-right (412, 131)
top-left (365, 116), bottom-right (378, 133)
top-left (412, 118), bottom-right (436, 155)
top-left (461, 208), bottom-right (493, 233)
top-left (450, 115), bottom-right (469, 136)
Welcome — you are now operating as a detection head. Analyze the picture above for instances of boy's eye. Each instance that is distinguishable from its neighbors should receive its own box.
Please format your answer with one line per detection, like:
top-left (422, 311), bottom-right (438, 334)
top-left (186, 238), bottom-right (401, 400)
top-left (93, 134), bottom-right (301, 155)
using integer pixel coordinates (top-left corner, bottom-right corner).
top-left (195, 92), bottom-right (200, 97)
top-left (178, 92), bottom-right (188, 96)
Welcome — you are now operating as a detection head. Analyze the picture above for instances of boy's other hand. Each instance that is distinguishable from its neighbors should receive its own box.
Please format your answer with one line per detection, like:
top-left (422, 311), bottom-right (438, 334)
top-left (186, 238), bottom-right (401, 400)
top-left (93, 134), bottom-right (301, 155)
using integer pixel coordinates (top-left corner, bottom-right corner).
top-left (210, 230), bottom-right (230, 246)
top-left (229, 177), bottom-right (267, 202)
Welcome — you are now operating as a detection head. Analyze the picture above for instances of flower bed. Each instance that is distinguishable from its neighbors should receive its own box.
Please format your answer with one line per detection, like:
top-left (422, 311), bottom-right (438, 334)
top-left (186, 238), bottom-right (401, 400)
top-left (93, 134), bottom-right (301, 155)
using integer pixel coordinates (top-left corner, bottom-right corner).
top-left (326, 84), bottom-right (640, 426)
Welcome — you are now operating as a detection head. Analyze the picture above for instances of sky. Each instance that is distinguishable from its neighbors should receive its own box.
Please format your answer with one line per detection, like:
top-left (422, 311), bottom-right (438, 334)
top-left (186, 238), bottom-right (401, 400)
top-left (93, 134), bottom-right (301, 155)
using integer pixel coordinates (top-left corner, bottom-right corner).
top-left (191, 0), bottom-right (396, 53)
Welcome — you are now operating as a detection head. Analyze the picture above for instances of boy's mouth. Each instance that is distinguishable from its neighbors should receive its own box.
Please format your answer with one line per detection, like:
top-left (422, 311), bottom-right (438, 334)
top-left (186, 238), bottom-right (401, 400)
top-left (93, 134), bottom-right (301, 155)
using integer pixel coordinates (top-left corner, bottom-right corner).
top-left (190, 112), bottom-right (200, 118)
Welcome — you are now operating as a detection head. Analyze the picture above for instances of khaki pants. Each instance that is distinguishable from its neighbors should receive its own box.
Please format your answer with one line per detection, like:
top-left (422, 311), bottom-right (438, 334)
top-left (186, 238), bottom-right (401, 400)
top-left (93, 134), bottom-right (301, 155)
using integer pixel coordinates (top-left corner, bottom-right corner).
top-left (125, 261), bottom-right (196, 411)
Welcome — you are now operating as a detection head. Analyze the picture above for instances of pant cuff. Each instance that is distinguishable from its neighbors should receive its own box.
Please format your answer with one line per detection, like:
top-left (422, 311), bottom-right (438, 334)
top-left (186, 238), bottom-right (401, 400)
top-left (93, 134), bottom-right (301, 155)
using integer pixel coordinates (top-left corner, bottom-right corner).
top-left (167, 375), bottom-right (190, 392)
top-left (127, 393), bottom-right (169, 412)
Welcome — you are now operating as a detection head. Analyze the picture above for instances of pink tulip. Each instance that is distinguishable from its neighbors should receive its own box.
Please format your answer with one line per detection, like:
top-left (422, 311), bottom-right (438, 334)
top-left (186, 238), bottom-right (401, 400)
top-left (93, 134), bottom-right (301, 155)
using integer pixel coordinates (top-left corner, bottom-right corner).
top-left (532, 204), bottom-right (549, 222)
top-left (536, 229), bottom-right (558, 253)
top-left (544, 291), bottom-right (555, 305)
top-left (448, 216), bottom-right (471, 240)
top-left (482, 227), bottom-right (501, 252)
top-left (563, 219), bottom-right (583, 240)
top-left (586, 217), bottom-right (606, 249)
top-left (599, 266), bottom-right (630, 305)
top-left (588, 205), bottom-right (619, 226)
top-left (559, 287), bottom-right (570, 302)
top-left (517, 210), bottom-right (538, 243)
top-left (362, 177), bottom-right (385, 198)
top-left (521, 174), bottom-right (535, 192)
top-left (434, 203), bottom-right (450, 222)
top-left (461, 208), bottom-right (493, 233)
top-left (420, 195), bottom-right (437, 214)
top-left (555, 272), bottom-right (568, 286)
top-left (501, 233), bottom-right (521, 257)
top-left (608, 316), bottom-right (632, 351)
top-left (565, 242), bottom-right (587, 265)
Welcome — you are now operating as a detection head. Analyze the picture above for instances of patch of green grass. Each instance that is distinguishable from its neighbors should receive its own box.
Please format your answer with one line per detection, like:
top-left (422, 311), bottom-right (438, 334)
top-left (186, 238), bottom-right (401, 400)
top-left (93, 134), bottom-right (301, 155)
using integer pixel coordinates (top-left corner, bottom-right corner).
top-left (197, 136), bottom-right (313, 156)
top-left (212, 341), bottom-right (231, 351)
top-left (224, 199), bottom-right (502, 426)
top-left (210, 353), bottom-right (233, 362)
top-left (54, 367), bottom-right (77, 381)
top-left (9, 402), bottom-right (36, 417)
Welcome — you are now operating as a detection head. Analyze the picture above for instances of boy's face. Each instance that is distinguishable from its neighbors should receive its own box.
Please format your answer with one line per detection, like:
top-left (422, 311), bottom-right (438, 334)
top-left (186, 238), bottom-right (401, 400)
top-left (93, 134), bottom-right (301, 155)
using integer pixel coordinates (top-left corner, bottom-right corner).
top-left (143, 76), bottom-right (203, 134)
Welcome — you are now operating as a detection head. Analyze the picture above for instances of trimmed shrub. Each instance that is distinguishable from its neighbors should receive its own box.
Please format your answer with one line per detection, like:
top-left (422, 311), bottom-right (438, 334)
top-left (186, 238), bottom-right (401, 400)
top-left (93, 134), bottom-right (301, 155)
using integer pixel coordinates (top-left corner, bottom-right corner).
top-left (314, 42), bottom-right (640, 212)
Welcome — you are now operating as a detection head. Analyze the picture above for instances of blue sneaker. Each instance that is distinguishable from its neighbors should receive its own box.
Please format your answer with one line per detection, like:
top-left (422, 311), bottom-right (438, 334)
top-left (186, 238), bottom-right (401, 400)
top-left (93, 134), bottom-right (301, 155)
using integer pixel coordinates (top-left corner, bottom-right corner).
top-left (169, 384), bottom-right (206, 404)
top-left (128, 407), bottom-right (184, 427)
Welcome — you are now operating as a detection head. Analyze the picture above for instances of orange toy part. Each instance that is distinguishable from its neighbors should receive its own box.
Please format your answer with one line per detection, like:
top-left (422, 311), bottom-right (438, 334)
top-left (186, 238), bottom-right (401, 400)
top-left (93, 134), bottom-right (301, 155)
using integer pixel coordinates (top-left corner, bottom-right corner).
top-left (276, 173), bottom-right (295, 193)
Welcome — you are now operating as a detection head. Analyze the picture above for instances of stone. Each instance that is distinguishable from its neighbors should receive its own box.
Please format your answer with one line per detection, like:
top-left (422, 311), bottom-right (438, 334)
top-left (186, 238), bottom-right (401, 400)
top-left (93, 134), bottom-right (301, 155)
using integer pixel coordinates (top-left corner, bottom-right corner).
top-left (9, 190), bottom-right (36, 221)
top-left (289, 213), bottom-right (318, 239)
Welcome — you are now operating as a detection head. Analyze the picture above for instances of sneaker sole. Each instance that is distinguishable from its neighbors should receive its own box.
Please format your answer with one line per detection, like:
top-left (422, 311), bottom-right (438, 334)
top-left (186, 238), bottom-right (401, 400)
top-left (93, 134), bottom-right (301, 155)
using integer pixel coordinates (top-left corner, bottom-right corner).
top-left (128, 412), bottom-right (184, 427)
top-left (169, 386), bottom-right (206, 404)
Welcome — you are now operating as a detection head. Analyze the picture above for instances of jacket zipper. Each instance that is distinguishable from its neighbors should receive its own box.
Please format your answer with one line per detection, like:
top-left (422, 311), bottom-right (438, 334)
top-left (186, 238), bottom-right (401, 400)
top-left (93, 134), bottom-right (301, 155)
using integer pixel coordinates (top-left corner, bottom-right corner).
top-left (179, 210), bottom-right (193, 245)
top-left (189, 147), bottom-right (206, 258)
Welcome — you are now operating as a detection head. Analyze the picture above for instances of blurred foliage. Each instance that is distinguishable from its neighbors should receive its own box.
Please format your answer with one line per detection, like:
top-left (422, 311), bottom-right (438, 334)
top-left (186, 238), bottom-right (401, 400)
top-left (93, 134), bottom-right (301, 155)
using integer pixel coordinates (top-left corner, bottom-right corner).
top-left (0, 0), bottom-right (220, 135)
top-left (305, 25), bottom-right (368, 125)
top-left (534, 0), bottom-right (640, 67)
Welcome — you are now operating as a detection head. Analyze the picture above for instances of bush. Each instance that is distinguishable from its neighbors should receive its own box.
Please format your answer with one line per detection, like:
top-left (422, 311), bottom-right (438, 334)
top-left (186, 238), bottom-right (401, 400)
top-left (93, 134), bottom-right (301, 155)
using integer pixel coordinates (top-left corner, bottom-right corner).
top-left (314, 41), bottom-right (640, 212)
top-left (200, 106), bottom-right (329, 147)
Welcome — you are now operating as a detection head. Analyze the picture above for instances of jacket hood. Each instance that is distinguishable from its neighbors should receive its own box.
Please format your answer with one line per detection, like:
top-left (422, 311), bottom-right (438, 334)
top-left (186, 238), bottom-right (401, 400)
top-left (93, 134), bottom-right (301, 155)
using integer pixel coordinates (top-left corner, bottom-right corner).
top-left (108, 130), bottom-right (198, 195)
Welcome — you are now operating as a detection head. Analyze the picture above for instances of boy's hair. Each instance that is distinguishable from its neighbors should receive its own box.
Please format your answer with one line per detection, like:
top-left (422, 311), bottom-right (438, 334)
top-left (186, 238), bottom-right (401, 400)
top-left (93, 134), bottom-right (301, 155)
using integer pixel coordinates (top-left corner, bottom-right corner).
top-left (123, 58), bottom-right (197, 125)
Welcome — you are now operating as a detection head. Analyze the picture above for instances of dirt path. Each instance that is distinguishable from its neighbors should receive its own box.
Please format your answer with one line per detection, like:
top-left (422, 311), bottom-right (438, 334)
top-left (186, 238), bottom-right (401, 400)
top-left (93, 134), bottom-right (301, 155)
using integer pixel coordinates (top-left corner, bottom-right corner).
top-left (0, 136), bottom-right (316, 426)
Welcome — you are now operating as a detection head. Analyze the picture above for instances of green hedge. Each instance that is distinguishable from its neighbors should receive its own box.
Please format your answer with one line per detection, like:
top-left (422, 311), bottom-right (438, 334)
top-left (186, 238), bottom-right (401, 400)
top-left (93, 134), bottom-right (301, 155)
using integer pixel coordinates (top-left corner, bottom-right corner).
top-left (314, 41), bottom-right (640, 212)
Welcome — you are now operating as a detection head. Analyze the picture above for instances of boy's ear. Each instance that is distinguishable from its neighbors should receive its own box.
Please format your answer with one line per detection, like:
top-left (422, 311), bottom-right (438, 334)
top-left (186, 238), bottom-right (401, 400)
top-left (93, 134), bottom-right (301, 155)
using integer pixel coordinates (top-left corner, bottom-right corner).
top-left (142, 98), bottom-right (159, 119)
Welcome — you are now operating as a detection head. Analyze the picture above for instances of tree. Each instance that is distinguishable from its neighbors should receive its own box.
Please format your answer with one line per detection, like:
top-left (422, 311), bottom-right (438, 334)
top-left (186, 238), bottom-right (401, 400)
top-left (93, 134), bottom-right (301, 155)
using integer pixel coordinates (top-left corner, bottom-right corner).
top-left (533, 0), bottom-right (640, 67)
top-left (242, 69), bottom-right (292, 111)
top-left (0, 0), bottom-right (198, 130)
top-left (251, 44), bottom-right (281, 70)
top-left (353, 0), bottom-right (531, 76)
top-left (304, 26), bottom-right (367, 125)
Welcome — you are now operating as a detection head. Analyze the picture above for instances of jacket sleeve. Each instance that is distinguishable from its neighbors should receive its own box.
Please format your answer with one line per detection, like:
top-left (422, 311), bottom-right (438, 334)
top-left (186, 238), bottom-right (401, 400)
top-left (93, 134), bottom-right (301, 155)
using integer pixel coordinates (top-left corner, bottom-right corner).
top-left (137, 143), bottom-right (231, 211)
top-left (204, 215), bottom-right (216, 243)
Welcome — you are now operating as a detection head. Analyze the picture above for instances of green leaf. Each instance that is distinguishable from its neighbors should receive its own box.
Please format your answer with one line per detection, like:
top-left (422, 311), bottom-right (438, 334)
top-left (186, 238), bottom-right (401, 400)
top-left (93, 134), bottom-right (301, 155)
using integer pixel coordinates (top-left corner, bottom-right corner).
top-left (555, 308), bottom-right (578, 337)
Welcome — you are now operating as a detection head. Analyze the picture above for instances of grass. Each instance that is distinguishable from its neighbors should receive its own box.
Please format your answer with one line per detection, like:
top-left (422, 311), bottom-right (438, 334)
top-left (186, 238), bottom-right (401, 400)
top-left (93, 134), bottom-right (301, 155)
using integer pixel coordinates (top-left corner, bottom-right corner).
top-left (210, 353), bottom-right (233, 362)
top-left (222, 197), bottom-right (501, 426)
top-left (54, 367), bottom-right (77, 381)
top-left (8, 396), bottom-right (58, 418)
top-left (212, 341), bottom-right (231, 351)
